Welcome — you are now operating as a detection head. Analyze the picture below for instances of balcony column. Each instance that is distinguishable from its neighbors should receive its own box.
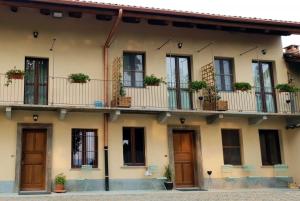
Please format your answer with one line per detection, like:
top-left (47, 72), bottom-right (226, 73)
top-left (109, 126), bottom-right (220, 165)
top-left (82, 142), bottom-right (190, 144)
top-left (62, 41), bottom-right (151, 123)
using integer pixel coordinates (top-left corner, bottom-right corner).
top-left (103, 9), bottom-right (123, 191)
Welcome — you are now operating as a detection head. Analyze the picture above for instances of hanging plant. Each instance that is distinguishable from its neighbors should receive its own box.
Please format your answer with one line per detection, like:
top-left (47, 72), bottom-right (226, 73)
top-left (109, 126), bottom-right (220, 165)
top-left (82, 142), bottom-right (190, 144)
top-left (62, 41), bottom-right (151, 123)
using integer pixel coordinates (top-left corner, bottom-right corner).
top-left (234, 82), bottom-right (252, 92)
top-left (276, 84), bottom-right (299, 92)
top-left (5, 67), bottom-right (25, 86)
top-left (144, 74), bottom-right (165, 86)
top-left (68, 73), bottom-right (90, 83)
top-left (189, 80), bottom-right (207, 92)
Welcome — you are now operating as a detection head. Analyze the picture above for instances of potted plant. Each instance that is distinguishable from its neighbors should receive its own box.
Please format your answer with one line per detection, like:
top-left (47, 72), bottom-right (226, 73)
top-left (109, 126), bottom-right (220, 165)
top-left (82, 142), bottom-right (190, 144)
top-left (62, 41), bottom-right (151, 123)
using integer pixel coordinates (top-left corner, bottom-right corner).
top-left (276, 84), bottom-right (299, 93)
top-left (189, 80), bottom-right (207, 92)
top-left (111, 80), bottom-right (132, 108)
top-left (203, 86), bottom-right (228, 111)
top-left (144, 74), bottom-right (165, 86)
top-left (163, 165), bottom-right (173, 190)
top-left (54, 173), bottom-right (66, 193)
top-left (234, 82), bottom-right (252, 92)
top-left (5, 67), bottom-right (25, 86)
top-left (68, 73), bottom-right (90, 83)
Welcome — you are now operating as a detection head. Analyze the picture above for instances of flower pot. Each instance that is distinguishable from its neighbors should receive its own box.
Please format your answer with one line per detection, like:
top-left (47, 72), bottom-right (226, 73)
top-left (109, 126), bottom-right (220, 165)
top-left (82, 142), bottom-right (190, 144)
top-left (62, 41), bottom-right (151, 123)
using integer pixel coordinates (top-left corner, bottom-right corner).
top-left (54, 184), bottom-right (66, 193)
top-left (164, 181), bottom-right (173, 190)
top-left (216, 100), bottom-right (228, 111)
top-left (70, 79), bottom-right (88, 83)
top-left (203, 101), bottom-right (228, 111)
top-left (111, 97), bottom-right (132, 108)
top-left (9, 73), bottom-right (24, 79)
top-left (146, 83), bottom-right (160, 86)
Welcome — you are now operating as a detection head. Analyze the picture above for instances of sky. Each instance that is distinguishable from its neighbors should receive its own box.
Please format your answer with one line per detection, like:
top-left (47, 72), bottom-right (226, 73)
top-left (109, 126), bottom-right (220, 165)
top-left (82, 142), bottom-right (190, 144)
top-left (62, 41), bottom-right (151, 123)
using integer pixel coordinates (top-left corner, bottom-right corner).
top-left (88, 0), bottom-right (300, 47)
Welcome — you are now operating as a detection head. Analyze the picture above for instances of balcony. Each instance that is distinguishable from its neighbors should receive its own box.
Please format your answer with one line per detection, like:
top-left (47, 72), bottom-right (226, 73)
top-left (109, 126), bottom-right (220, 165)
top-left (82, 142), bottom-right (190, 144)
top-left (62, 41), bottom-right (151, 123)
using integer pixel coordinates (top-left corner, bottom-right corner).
top-left (0, 74), bottom-right (299, 115)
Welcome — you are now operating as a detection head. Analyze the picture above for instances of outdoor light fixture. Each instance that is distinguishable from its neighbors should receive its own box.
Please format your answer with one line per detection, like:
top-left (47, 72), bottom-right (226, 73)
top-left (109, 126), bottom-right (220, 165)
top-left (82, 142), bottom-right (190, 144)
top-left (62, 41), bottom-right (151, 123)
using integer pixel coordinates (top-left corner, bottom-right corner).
top-left (33, 114), bottom-right (39, 122)
top-left (261, 49), bottom-right (267, 55)
top-left (179, 117), bottom-right (185, 125)
top-left (33, 31), bottom-right (39, 38)
top-left (177, 42), bottom-right (183, 49)
top-left (52, 11), bottom-right (63, 18)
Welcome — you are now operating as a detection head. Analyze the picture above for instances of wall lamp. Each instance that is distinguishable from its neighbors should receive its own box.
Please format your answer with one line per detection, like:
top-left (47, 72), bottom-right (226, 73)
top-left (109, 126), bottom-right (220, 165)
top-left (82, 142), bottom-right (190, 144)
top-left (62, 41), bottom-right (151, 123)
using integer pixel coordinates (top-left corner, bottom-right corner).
top-left (177, 42), bottom-right (183, 49)
top-left (179, 117), bottom-right (186, 125)
top-left (33, 114), bottom-right (39, 122)
top-left (33, 31), bottom-right (39, 38)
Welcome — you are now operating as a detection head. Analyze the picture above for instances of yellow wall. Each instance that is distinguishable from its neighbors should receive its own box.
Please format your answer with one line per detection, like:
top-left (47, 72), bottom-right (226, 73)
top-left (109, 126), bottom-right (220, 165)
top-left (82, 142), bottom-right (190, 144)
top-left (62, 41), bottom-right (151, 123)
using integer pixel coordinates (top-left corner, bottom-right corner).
top-left (0, 111), bottom-right (104, 182)
top-left (286, 129), bottom-right (300, 183)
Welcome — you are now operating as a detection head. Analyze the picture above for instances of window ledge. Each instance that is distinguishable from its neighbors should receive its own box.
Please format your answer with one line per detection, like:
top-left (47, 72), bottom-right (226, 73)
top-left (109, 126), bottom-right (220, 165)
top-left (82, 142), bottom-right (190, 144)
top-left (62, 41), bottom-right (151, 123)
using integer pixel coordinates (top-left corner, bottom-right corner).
top-left (260, 166), bottom-right (274, 168)
top-left (121, 166), bottom-right (147, 169)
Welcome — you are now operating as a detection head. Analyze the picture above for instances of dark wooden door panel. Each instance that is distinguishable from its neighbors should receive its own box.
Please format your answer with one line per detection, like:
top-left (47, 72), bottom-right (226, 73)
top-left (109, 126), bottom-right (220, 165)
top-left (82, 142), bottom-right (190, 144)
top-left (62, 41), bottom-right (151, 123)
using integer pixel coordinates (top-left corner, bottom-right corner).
top-left (173, 132), bottom-right (196, 187)
top-left (21, 129), bottom-right (47, 191)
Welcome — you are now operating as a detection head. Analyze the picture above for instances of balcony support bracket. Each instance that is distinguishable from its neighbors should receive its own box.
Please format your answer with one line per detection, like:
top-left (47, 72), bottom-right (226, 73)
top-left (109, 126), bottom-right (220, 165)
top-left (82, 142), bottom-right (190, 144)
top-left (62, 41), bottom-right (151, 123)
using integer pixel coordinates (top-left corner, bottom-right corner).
top-left (248, 115), bottom-right (268, 125)
top-left (109, 110), bottom-right (121, 122)
top-left (59, 109), bottom-right (67, 120)
top-left (286, 117), bottom-right (300, 129)
top-left (5, 107), bottom-right (12, 120)
top-left (158, 112), bottom-right (171, 124)
top-left (206, 114), bottom-right (224, 124)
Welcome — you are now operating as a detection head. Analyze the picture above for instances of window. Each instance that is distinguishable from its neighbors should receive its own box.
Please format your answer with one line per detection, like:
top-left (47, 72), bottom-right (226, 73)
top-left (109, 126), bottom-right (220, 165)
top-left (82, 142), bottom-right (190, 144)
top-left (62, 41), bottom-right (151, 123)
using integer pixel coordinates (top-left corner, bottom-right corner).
top-left (123, 52), bottom-right (145, 87)
top-left (71, 129), bottom-right (98, 168)
top-left (214, 58), bottom-right (234, 91)
top-left (259, 130), bottom-right (282, 166)
top-left (221, 129), bottom-right (242, 165)
top-left (123, 127), bottom-right (145, 166)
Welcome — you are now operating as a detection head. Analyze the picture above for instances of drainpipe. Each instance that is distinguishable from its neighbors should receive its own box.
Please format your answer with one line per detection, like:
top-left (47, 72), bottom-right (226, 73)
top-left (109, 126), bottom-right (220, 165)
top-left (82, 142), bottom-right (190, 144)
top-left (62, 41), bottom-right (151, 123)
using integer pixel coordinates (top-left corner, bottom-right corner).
top-left (103, 8), bottom-right (123, 191)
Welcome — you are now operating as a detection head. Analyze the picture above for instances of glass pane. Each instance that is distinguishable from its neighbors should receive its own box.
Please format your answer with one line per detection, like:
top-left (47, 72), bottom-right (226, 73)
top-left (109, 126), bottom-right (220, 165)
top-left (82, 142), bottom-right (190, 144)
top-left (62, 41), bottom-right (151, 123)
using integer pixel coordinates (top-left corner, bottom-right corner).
top-left (216, 75), bottom-right (222, 91)
top-left (223, 148), bottom-right (242, 165)
top-left (85, 131), bottom-right (96, 166)
top-left (252, 62), bottom-right (261, 91)
top-left (24, 59), bottom-right (35, 104)
top-left (224, 75), bottom-right (232, 91)
top-left (123, 71), bottom-right (131, 87)
top-left (72, 130), bottom-right (83, 167)
top-left (179, 58), bottom-right (189, 84)
top-left (259, 131), bottom-right (281, 165)
top-left (135, 72), bottom-right (143, 87)
top-left (168, 89), bottom-right (177, 109)
top-left (123, 128), bottom-right (132, 164)
top-left (166, 57), bottom-right (176, 88)
top-left (214, 60), bottom-right (221, 75)
top-left (180, 90), bottom-right (191, 110)
top-left (222, 130), bottom-right (240, 146)
top-left (135, 128), bottom-right (145, 164)
top-left (223, 60), bottom-right (231, 75)
top-left (123, 54), bottom-right (131, 71)
top-left (135, 55), bottom-right (143, 71)
top-left (265, 94), bottom-right (275, 113)
top-left (256, 94), bottom-right (263, 112)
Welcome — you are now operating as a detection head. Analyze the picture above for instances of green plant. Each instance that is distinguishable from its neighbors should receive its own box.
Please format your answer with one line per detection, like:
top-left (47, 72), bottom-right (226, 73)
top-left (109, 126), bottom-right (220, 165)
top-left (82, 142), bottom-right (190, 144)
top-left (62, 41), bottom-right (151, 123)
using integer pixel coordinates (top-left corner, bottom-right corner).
top-left (144, 74), bottom-right (165, 86)
top-left (119, 81), bottom-right (126, 97)
top-left (55, 173), bottom-right (66, 185)
top-left (189, 80), bottom-right (208, 92)
top-left (68, 73), bottom-right (90, 83)
top-left (163, 165), bottom-right (172, 182)
top-left (276, 84), bottom-right (299, 92)
top-left (234, 82), bottom-right (252, 91)
top-left (5, 67), bottom-right (25, 86)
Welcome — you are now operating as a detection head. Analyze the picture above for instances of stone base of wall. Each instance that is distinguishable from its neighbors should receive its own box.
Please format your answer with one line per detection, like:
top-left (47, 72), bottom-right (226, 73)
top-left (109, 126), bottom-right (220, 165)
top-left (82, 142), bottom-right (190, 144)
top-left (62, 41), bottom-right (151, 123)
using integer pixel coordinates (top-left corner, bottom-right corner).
top-left (204, 177), bottom-right (293, 189)
top-left (0, 177), bottom-right (293, 193)
top-left (0, 181), bottom-right (14, 193)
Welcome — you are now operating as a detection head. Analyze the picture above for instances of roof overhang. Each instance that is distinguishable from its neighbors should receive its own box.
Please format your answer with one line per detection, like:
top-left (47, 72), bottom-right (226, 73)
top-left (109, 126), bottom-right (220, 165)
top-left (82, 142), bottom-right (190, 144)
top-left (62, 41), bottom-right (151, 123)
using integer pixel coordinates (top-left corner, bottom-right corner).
top-left (1, 0), bottom-right (300, 35)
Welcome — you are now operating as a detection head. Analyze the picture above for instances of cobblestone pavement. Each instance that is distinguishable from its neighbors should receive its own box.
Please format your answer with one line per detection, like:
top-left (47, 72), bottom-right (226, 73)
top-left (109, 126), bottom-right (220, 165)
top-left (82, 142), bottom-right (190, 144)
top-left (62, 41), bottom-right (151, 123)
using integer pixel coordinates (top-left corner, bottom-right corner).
top-left (1, 189), bottom-right (300, 201)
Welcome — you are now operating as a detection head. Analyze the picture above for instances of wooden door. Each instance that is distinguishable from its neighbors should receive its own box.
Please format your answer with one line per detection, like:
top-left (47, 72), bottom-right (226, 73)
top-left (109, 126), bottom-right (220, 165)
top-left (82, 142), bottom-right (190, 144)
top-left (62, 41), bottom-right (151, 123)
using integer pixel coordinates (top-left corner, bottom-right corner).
top-left (24, 58), bottom-right (49, 105)
top-left (20, 129), bottom-right (47, 191)
top-left (173, 131), bottom-right (196, 187)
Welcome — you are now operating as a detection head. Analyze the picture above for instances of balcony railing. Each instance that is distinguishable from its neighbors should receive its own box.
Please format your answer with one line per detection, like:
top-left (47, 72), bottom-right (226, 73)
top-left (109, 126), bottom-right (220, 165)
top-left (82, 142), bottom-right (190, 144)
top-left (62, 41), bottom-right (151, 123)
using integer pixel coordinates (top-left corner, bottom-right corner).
top-left (0, 74), bottom-right (299, 114)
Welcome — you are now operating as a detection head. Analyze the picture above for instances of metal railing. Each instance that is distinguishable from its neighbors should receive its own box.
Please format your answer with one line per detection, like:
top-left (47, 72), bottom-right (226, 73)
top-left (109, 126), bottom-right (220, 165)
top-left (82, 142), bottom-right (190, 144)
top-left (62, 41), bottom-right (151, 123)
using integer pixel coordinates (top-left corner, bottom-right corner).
top-left (0, 74), bottom-right (299, 114)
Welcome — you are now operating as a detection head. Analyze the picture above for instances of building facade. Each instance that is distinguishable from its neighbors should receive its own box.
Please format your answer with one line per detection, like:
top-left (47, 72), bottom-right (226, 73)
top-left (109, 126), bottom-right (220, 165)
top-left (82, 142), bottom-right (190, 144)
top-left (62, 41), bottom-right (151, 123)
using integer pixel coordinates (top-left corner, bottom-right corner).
top-left (1, 0), bottom-right (300, 193)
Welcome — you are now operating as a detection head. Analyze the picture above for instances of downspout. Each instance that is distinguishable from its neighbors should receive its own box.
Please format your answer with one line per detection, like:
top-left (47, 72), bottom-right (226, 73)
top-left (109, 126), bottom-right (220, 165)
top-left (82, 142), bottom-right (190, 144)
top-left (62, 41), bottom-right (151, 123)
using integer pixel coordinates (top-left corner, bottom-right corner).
top-left (103, 8), bottom-right (123, 191)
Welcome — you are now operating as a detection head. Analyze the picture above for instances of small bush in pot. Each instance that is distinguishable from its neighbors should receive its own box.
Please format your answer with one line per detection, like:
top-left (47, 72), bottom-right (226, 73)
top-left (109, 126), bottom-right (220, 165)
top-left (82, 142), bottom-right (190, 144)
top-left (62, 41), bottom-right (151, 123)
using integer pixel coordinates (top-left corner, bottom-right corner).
top-left (163, 165), bottom-right (173, 190)
top-left (276, 83), bottom-right (299, 93)
top-left (54, 173), bottom-right (66, 193)
top-left (144, 74), bottom-right (165, 86)
top-left (234, 82), bottom-right (252, 92)
top-left (5, 67), bottom-right (25, 86)
top-left (189, 80), bottom-right (207, 92)
top-left (68, 73), bottom-right (90, 83)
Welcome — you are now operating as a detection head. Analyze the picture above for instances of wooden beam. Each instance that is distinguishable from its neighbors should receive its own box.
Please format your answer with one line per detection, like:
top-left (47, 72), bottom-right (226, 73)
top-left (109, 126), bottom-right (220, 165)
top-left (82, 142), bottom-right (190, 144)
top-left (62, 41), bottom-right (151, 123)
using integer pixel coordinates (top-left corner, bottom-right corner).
top-left (5, 107), bottom-right (12, 120)
top-left (109, 110), bottom-right (121, 122)
top-left (248, 115), bottom-right (268, 125)
top-left (158, 112), bottom-right (171, 124)
top-left (206, 114), bottom-right (223, 124)
top-left (59, 109), bottom-right (67, 120)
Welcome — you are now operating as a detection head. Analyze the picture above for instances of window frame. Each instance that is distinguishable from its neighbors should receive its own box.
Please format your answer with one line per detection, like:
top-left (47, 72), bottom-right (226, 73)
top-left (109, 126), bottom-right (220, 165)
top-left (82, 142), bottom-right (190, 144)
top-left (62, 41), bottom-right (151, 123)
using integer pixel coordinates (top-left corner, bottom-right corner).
top-left (221, 129), bottom-right (242, 165)
top-left (71, 128), bottom-right (98, 169)
top-left (122, 127), bottom-right (146, 166)
top-left (123, 51), bottom-right (146, 88)
top-left (259, 129), bottom-right (282, 166)
top-left (214, 57), bottom-right (234, 92)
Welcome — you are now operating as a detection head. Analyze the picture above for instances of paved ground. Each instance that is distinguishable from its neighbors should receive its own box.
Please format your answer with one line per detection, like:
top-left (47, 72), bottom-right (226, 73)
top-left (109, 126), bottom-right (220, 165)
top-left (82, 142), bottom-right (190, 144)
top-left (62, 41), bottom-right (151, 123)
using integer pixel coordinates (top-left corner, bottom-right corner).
top-left (0, 189), bottom-right (300, 201)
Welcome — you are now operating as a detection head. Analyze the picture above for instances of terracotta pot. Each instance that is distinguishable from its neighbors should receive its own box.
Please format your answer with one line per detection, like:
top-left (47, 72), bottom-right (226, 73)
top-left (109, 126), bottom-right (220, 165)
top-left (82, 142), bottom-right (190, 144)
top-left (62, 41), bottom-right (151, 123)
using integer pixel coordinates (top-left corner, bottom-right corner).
top-left (55, 184), bottom-right (65, 191)
top-left (9, 73), bottom-right (23, 79)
